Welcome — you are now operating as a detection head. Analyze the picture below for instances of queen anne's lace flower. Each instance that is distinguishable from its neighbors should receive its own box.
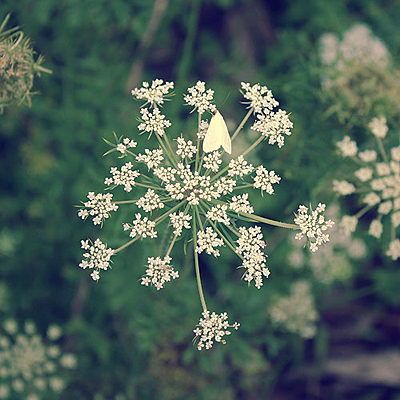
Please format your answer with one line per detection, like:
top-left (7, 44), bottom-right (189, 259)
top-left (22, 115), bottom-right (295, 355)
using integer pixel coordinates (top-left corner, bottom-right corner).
top-left (386, 239), bottom-right (400, 260)
top-left (123, 213), bottom-right (157, 239)
top-left (318, 24), bottom-right (400, 123)
top-left (340, 215), bottom-right (358, 236)
top-left (195, 227), bottom-right (224, 257)
top-left (294, 204), bottom-right (334, 253)
top-left (241, 82), bottom-right (279, 113)
top-left (251, 109), bottom-right (293, 148)
top-left (141, 255), bottom-right (178, 290)
top-left (206, 204), bottom-right (230, 225)
top-left (253, 166), bottom-right (281, 194)
top-left (369, 116), bottom-right (388, 138)
top-left (333, 180), bottom-right (356, 195)
top-left (335, 127), bottom-right (400, 258)
top-left (169, 212), bottom-right (192, 236)
top-left (184, 81), bottom-right (216, 114)
top-left (288, 204), bottom-right (365, 285)
top-left (135, 148), bottom-right (164, 169)
top-left (337, 136), bottom-right (358, 157)
top-left (136, 189), bottom-right (164, 212)
top-left (235, 226), bottom-right (270, 289)
top-left (229, 193), bottom-right (254, 214)
top-left (79, 238), bottom-right (114, 281)
top-left (104, 162), bottom-right (140, 192)
top-left (228, 155), bottom-right (254, 177)
top-left (131, 79), bottom-right (174, 107)
top-left (0, 320), bottom-right (76, 399)
top-left (138, 108), bottom-right (171, 137)
top-left (320, 24), bottom-right (390, 69)
top-left (270, 281), bottom-right (317, 338)
top-left (193, 310), bottom-right (240, 351)
top-left (78, 192), bottom-right (118, 225)
top-left (78, 79), bottom-right (331, 350)
top-left (203, 151), bottom-right (222, 172)
top-left (176, 136), bottom-right (197, 159)
top-left (197, 120), bottom-right (209, 139)
top-left (116, 137), bottom-right (137, 154)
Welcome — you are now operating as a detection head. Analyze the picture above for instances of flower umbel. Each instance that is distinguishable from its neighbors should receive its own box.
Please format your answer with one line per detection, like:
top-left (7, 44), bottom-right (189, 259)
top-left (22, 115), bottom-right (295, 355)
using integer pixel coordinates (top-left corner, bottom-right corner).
top-left (193, 310), bottom-right (240, 351)
top-left (334, 119), bottom-right (400, 259)
top-left (0, 319), bottom-right (76, 399)
top-left (294, 203), bottom-right (335, 253)
top-left (77, 79), bottom-right (331, 350)
top-left (79, 238), bottom-right (114, 281)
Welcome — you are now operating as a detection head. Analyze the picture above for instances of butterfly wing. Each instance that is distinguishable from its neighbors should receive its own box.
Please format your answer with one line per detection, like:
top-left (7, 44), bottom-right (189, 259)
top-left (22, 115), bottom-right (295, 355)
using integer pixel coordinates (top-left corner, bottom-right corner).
top-left (203, 111), bottom-right (231, 154)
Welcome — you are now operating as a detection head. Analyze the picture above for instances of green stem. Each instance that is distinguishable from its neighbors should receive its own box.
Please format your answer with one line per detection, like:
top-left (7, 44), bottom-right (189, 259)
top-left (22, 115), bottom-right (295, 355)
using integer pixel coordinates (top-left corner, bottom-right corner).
top-left (231, 108), bottom-right (253, 141)
top-left (113, 236), bottom-right (141, 254)
top-left (192, 207), bottom-right (207, 311)
top-left (234, 184), bottom-right (253, 190)
top-left (156, 133), bottom-right (179, 169)
top-left (238, 212), bottom-right (298, 230)
top-left (354, 204), bottom-right (375, 220)
top-left (376, 136), bottom-right (389, 164)
top-left (34, 64), bottom-right (52, 74)
top-left (241, 136), bottom-right (264, 158)
top-left (135, 182), bottom-right (164, 191)
top-left (113, 200), bottom-right (138, 205)
top-left (165, 234), bottom-right (178, 256)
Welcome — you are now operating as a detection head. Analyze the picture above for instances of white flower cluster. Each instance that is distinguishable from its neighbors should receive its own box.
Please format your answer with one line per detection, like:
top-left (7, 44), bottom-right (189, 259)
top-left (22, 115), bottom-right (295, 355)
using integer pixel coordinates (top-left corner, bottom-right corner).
top-left (123, 213), bottom-right (157, 239)
top-left (206, 204), bottom-right (230, 226)
top-left (253, 166), bottom-right (281, 194)
top-left (184, 81), bottom-right (217, 114)
top-left (334, 120), bottom-right (400, 260)
top-left (317, 24), bottom-right (400, 123)
top-left (235, 226), bottom-right (270, 289)
top-left (270, 281), bottom-right (318, 338)
top-left (141, 255), bottom-right (179, 290)
top-left (203, 151), bottom-right (222, 172)
top-left (241, 83), bottom-right (293, 148)
top-left (138, 107), bottom-right (171, 137)
top-left (77, 79), bottom-right (328, 350)
top-left (229, 193), bottom-right (254, 214)
top-left (0, 319), bottom-right (76, 399)
top-left (163, 162), bottom-right (236, 206)
top-left (135, 148), bottom-right (164, 170)
top-left (169, 212), bottom-right (192, 236)
top-left (228, 155), bottom-right (254, 177)
top-left (104, 162), bottom-right (140, 192)
top-left (79, 238), bottom-right (114, 281)
top-left (116, 137), bottom-right (137, 155)
top-left (294, 203), bottom-right (335, 253)
top-left (136, 189), bottom-right (164, 212)
top-left (289, 204), bottom-right (366, 285)
top-left (176, 136), bottom-right (197, 159)
top-left (193, 310), bottom-right (240, 351)
top-left (77, 192), bottom-right (118, 225)
top-left (131, 79), bottom-right (174, 107)
top-left (320, 24), bottom-right (390, 69)
top-left (195, 227), bottom-right (224, 257)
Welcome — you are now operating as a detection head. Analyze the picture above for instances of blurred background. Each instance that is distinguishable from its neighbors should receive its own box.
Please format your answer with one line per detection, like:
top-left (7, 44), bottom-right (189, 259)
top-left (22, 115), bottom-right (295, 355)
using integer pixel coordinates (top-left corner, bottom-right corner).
top-left (1, 0), bottom-right (400, 399)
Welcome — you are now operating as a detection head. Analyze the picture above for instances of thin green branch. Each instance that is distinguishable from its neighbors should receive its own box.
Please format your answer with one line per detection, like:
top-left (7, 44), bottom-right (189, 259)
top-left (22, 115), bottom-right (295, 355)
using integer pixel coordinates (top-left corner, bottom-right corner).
top-left (192, 207), bottom-right (207, 311)
top-left (238, 212), bottom-right (298, 230)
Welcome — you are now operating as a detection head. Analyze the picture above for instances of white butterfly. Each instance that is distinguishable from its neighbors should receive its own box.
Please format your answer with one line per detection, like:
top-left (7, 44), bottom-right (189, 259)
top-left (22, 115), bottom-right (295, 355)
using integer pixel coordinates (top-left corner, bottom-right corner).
top-left (203, 110), bottom-right (231, 154)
